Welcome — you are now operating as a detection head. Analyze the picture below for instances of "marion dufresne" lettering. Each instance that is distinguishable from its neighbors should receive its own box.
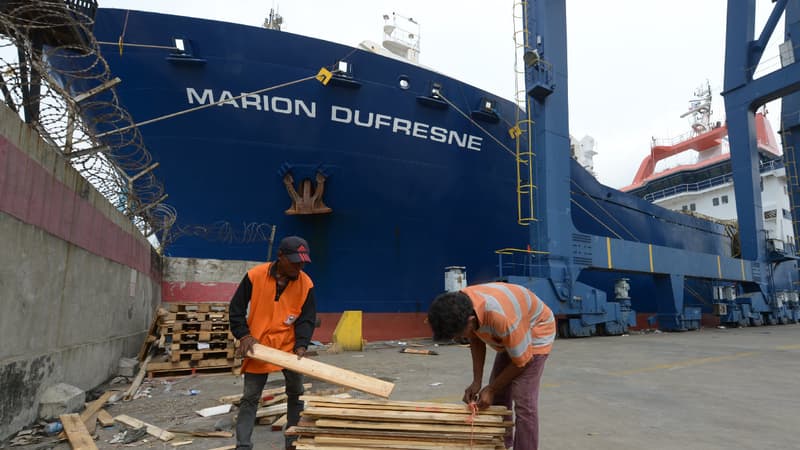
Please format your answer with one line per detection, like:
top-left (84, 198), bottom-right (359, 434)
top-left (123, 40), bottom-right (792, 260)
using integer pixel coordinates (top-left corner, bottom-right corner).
top-left (186, 87), bottom-right (483, 151)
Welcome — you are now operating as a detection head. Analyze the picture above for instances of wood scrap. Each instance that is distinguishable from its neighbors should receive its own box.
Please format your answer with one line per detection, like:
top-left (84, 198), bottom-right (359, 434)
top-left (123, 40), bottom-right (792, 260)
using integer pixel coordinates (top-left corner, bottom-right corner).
top-left (166, 430), bottom-right (233, 438)
top-left (399, 348), bottom-right (439, 355)
top-left (258, 415), bottom-right (280, 425)
top-left (80, 391), bottom-right (114, 428)
top-left (249, 344), bottom-right (394, 398)
top-left (262, 393), bottom-right (288, 406)
top-left (208, 445), bottom-right (236, 450)
top-left (218, 382), bottom-right (312, 404)
top-left (170, 440), bottom-right (193, 447)
top-left (271, 414), bottom-right (288, 431)
top-left (59, 413), bottom-right (98, 450)
top-left (96, 409), bottom-right (115, 427)
top-left (114, 414), bottom-right (174, 441)
top-left (256, 402), bottom-right (288, 418)
top-left (123, 353), bottom-right (153, 401)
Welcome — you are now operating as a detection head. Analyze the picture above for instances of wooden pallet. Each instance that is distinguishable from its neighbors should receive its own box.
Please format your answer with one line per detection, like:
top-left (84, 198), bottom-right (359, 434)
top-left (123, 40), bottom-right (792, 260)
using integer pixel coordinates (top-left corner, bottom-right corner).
top-left (170, 349), bottom-right (236, 362)
top-left (144, 302), bottom-right (239, 374)
top-left (167, 302), bottom-right (229, 313)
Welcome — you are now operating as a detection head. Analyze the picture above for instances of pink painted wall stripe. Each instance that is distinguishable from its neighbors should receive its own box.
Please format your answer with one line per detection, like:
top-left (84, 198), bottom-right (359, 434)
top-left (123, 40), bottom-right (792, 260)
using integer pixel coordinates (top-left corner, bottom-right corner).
top-left (0, 135), bottom-right (151, 274)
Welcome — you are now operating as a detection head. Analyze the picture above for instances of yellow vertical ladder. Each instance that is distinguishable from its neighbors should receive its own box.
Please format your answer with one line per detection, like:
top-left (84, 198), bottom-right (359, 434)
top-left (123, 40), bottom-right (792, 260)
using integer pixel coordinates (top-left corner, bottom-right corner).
top-left (512, 1), bottom-right (536, 225)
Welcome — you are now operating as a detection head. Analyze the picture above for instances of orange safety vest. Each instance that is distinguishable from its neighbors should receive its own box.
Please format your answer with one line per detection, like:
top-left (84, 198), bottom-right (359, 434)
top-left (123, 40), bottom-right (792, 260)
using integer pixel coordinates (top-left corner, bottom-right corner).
top-left (462, 282), bottom-right (555, 367)
top-left (241, 262), bottom-right (314, 374)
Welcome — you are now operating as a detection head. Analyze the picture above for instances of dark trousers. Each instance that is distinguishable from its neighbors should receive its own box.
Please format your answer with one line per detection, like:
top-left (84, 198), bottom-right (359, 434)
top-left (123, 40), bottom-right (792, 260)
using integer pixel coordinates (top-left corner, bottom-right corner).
top-left (490, 352), bottom-right (549, 450)
top-left (235, 370), bottom-right (305, 449)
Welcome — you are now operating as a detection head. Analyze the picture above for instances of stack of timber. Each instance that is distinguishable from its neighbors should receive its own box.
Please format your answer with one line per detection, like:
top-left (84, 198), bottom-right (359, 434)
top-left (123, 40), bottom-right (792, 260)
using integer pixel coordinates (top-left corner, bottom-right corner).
top-left (141, 303), bottom-right (241, 376)
top-left (289, 395), bottom-right (512, 450)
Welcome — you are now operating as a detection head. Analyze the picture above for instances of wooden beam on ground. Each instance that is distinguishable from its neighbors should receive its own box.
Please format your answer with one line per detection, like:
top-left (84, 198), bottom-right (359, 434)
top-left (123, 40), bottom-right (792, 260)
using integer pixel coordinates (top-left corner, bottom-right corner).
top-left (249, 344), bottom-right (394, 398)
top-left (59, 414), bottom-right (98, 450)
top-left (123, 354), bottom-right (152, 401)
top-left (96, 409), bottom-right (115, 427)
top-left (114, 414), bottom-right (174, 441)
top-left (166, 430), bottom-right (233, 438)
top-left (218, 383), bottom-right (311, 404)
top-left (208, 446), bottom-right (236, 450)
top-left (80, 391), bottom-right (115, 428)
top-left (271, 414), bottom-right (288, 431)
top-left (256, 402), bottom-right (287, 418)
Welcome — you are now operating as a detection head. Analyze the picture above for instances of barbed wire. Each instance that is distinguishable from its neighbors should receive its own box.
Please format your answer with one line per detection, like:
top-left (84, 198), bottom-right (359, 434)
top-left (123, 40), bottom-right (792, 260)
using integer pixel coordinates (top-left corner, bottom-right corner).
top-left (169, 222), bottom-right (277, 245)
top-left (0, 0), bottom-right (175, 249)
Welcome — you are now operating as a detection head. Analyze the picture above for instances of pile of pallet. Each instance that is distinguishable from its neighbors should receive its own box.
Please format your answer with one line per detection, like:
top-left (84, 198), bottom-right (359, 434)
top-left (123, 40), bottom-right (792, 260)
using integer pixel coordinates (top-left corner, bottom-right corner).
top-left (289, 395), bottom-right (512, 449)
top-left (140, 302), bottom-right (241, 377)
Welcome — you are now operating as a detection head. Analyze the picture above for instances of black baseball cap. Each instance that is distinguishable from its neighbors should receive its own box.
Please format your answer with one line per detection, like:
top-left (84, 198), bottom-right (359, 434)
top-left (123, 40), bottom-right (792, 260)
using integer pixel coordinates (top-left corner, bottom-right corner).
top-left (279, 236), bottom-right (311, 263)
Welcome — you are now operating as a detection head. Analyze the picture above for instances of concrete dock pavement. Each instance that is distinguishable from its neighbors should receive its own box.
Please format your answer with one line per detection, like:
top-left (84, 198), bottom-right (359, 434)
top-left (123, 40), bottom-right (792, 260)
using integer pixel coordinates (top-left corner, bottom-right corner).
top-left (9, 324), bottom-right (800, 449)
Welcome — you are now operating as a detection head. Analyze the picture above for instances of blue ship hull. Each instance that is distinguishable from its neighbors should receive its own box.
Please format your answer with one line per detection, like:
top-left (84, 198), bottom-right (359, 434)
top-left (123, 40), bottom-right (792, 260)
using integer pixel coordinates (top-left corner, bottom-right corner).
top-left (53, 8), bottom-right (797, 325)
top-left (62, 8), bottom-right (532, 313)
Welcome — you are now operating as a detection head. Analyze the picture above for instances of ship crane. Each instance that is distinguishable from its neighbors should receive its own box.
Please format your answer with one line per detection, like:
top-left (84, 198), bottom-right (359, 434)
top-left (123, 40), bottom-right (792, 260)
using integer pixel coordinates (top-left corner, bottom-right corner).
top-left (504, 0), bottom-right (800, 336)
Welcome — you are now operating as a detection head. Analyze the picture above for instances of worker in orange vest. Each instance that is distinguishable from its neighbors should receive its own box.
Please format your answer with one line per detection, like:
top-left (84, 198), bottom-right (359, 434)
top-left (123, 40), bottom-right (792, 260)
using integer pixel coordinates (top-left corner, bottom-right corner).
top-left (230, 236), bottom-right (316, 450)
top-left (428, 282), bottom-right (555, 450)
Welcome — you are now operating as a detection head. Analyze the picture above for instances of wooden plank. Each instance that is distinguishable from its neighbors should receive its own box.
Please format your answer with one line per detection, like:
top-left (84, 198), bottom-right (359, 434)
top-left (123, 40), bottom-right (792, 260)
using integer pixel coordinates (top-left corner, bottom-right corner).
top-left (114, 414), bottom-right (174, 441)
top-left (219, 383), bottom-right (311, 404)
top-left (249, 344), bottom-right (394, 398)
top-left (124, 354), bottom-right (153, 401)
top-left (301, 395), bottom-right (508, 415)
top-left (263, 393), bottom-right (287, 406)
top-left (287, 425), bottom-right (499, 442)
top-left (96, 409), bottom-right (114, 427)
top-left (271, 414), bottom-right (288, 431)
top-left (256, 403), bottom-right (287, 418)
top-left (59, 413), bottom-right (98, 450)
top-left (301, 406), bottom-right (505, 425)
top-left (170, 440), bottom-right (193, 447)
top-left (166, 430), bottom-right (233, 438)
top-left (208, 446), bottom-right (236, 450)
top-left (313, 418), bottom-right (508, 435)
top-left (79, 391), bottom-right (114, 429)
top-left (313, 435), bottom-right (498, 449)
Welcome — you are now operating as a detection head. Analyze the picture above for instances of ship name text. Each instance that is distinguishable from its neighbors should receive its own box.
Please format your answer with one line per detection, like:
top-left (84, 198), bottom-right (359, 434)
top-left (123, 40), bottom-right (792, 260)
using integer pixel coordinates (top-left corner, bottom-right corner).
top-left (186, 88), bottom-right (483, 151)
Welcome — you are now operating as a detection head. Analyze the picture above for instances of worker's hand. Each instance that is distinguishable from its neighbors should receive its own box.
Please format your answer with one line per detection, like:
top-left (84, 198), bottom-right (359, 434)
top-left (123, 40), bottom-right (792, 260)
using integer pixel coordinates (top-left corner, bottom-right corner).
top-left (237, 335), bottom-right (259, 358)
top-left (476, 386), bottom-right (495, 410)
top-left (294, 346), bottom-right (307, 360)
top-left (463, 381), bottom-right (481, 405)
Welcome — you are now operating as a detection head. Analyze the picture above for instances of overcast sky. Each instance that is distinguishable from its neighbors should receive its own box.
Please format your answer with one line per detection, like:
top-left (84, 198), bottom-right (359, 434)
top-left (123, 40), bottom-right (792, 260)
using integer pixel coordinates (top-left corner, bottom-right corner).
top-left (101, 0), bottom-right (786, 188)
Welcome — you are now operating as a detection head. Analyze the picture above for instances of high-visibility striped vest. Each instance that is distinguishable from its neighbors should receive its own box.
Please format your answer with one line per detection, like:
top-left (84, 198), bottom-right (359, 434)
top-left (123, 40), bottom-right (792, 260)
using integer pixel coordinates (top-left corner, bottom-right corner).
top-left (241, 262), bottom-right (313, 374)
top-left (462, 282), bottom-right (555, 366)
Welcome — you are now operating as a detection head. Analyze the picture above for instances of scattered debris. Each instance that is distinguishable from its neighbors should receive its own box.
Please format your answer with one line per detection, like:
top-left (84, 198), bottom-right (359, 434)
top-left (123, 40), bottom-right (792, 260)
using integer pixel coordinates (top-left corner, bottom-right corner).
top-left (115, 414), bottom-right (175, 441)
top-left (170, 440), bottom-right (194, 447)
top-left (195, 404), bottom-right (232, 417)
top-left (399, 348), bottom-right (439, 356)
